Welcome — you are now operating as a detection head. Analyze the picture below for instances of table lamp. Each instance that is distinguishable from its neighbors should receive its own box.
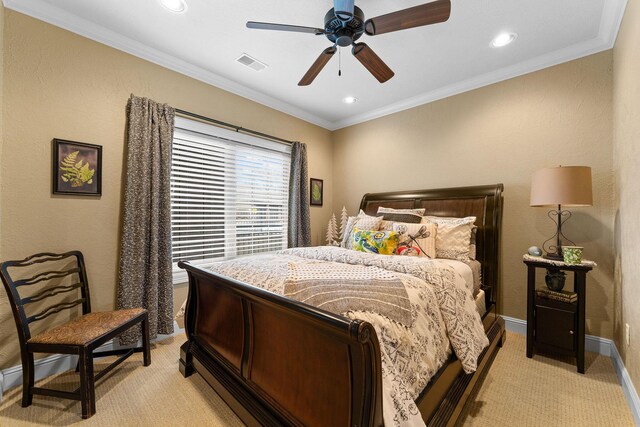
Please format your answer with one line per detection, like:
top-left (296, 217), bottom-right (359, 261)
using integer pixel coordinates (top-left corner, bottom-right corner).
top-left (530, 166), bottom-right (593, 260)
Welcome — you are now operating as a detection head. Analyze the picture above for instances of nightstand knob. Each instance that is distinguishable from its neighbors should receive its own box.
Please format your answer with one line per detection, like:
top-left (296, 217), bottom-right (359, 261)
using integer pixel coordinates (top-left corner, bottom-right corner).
top-left (569, 330), bottom-right (574, 335)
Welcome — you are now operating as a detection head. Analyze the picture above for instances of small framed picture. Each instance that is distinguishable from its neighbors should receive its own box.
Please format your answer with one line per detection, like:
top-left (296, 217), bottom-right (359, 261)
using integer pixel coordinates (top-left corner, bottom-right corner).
top-left (310, 178), bottom-right (323, 206)
top-left (52, 139), bottom-right (102, 196)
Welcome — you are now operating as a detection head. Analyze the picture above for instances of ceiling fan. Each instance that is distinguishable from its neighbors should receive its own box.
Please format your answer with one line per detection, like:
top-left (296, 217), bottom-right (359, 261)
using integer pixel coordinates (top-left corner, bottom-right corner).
top-left (246, 0), bottom-right (451, 86)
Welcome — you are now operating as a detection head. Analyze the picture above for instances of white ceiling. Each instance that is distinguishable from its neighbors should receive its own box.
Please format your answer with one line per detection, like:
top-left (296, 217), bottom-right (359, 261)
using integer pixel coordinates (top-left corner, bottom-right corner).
top-left (4, 0), bottom-right (627, 130)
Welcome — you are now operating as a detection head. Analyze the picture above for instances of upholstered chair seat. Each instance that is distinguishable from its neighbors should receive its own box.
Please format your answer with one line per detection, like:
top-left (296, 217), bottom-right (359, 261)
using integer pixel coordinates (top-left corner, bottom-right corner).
top-left (28, 308), bottom-right (147, 346)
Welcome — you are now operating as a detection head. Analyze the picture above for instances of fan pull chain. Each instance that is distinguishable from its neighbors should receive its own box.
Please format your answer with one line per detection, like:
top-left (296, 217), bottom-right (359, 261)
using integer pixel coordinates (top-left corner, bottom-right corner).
top-left (338, 48), bottom-right (342, 77)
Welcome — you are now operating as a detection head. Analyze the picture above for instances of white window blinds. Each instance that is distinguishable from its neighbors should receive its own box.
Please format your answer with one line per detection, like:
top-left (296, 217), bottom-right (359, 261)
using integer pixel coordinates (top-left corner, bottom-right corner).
top-left (171, 117), bottom-right (291, 283)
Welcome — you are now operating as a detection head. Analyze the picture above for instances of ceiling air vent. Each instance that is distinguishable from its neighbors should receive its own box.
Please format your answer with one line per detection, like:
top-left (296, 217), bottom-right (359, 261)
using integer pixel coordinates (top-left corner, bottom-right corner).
top-left (236, 53), bottom-right (268, 72)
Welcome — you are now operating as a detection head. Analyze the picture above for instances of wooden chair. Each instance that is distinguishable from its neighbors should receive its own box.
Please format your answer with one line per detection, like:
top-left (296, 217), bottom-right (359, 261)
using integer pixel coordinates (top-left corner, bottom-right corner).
top-left (0, 250), bottom-right (151, 419)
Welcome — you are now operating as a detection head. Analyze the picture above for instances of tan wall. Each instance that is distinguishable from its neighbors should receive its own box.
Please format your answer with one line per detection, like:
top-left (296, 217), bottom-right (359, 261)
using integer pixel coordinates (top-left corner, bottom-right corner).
top-left (0, 0), bottom-right (4, 256)
top-left (333, 52), bottom-right (615, 338)
top-left (0, 0), bottom-right (5, 371)
top-left (0, 11), bottom-right (333, 369)
top-left (613, 0), bottom-right (640, 394)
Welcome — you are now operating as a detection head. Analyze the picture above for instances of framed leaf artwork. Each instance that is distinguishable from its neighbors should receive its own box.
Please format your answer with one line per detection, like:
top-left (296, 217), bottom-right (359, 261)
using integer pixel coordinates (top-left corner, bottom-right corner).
top-left (310, 178), bottom-right (323, 206)
top-left (52, 139), bottom-right (102, 196)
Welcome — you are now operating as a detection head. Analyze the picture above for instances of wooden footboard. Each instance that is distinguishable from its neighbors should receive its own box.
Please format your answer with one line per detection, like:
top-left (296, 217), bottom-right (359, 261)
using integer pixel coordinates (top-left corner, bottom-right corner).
top-left (178, 261), bottom-right (384, 427)
top-left (179, 261), bottom-right (505, 427)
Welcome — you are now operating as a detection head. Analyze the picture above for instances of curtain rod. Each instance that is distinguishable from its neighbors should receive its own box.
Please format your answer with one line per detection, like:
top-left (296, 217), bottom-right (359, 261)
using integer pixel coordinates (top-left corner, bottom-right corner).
top-left (174, 108), bottom-right (295, 146)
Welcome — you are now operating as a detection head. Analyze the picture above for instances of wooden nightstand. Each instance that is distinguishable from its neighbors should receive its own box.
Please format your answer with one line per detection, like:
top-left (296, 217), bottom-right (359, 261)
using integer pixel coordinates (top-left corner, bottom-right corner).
top-left (523, 255), bottom-right (596, 373)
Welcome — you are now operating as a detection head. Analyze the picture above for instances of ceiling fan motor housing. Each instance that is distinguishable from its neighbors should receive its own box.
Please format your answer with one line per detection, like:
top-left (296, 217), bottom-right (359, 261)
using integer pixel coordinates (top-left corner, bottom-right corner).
top-left (324, 6), bottom-right (365, 47)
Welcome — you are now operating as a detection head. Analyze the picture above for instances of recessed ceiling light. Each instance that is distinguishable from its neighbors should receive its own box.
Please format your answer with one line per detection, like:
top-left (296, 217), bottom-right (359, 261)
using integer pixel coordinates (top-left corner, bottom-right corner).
top-left (491, 32), bottom-right (517, 48)
top-left (159, 0), bottom-right (187, 13)
top-left (343, 96), bottom-right (357, 104)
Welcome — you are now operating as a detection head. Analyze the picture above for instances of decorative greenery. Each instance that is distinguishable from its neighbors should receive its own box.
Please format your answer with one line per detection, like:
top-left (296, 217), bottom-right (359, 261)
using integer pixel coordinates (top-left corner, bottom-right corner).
top-left (312, 182), bottom-right (321, 201)
top-left (60, 151), bottom-right (95, 188)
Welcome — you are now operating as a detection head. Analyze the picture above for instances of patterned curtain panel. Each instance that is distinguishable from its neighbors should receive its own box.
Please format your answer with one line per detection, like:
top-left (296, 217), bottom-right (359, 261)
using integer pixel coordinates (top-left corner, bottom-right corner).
top-left (117, 95), bottom-right (175, 344)
top-left (288, 142), bottom-right (311, 247)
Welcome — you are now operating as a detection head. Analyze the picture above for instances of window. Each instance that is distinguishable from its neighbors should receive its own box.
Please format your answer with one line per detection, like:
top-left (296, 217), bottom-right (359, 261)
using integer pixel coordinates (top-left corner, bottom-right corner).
top-left (171, 117), bottom-right (291, 283)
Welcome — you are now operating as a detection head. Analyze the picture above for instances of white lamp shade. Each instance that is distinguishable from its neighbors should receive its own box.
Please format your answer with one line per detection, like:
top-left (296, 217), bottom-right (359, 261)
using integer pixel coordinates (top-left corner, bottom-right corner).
top-left (530, 166), bottom-right (593, 207)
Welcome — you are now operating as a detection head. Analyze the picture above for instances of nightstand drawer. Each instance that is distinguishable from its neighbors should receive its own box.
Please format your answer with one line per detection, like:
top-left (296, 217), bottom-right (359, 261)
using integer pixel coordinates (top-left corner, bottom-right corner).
top-left (535, 305), bottom-right (575, 352)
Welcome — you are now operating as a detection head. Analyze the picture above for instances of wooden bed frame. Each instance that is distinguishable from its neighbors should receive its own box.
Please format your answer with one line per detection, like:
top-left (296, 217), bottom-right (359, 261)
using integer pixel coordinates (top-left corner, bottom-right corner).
top-left (178, 184), bottom-right (505, 427)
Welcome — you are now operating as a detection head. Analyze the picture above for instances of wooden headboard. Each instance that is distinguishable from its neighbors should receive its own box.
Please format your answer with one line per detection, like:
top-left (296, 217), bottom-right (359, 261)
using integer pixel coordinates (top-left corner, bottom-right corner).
top-left (359, 184), bottom-right (504, 309)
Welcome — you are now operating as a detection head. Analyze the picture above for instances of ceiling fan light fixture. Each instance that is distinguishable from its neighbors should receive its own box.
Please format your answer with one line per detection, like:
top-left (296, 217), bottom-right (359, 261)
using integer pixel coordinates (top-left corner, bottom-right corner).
top-left (159, 0), bottom-right (188, 14)
top-left (343, 96), bottom-right (357, 104)
top-left (334, 0), bottom-right (355, 21)
top-left (491, 32), bottom-right (518, 48)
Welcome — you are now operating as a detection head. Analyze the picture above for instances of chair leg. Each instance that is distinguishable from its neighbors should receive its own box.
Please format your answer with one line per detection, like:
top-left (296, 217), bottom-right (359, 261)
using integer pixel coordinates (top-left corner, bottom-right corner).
top-left (21, 352), bottom-right (34, 407)
top-left (141, 317), bottom-right (151, 366)
top-left (78, 348), bottom-right (96, 419)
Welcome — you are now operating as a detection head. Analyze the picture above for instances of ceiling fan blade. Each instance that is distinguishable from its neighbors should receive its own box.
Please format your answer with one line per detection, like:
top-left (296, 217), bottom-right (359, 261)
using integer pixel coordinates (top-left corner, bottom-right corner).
top-left (247, 21), bottom-right (325, 35)
top-left (298, 47), bottom-right (337, 86)
top-left (364, 0), bottom-right (451, 36)
top-left (352, 43), bottom-right (394, 83)
top-left (334, 0), bottom-right (355, 21)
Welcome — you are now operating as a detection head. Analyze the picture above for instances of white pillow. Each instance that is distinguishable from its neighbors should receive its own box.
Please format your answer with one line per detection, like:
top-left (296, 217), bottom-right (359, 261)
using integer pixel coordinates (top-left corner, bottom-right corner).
top-left (393, 222), bottom-right (437, 258)
top-left (341, 210), bottom-right (383, 249)
top-left (422, 216), bottom-right (476, 261)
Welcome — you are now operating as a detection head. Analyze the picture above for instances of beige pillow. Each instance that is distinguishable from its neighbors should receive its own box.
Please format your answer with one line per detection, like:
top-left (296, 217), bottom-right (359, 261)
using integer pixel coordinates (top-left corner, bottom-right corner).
top-left (379, 220), bottom-right (394, 231)
top-left (393, 222), bottom-right (437, 258)
top-left (341, 211), bottom-right (383, 249)
top-left (422, 216), bottom-right (476, 260)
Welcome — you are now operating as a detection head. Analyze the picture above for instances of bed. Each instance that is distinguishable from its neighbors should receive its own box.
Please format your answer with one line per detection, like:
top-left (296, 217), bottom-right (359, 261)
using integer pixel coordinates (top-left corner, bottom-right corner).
top-left (178, 184), bottom-right (505, 427)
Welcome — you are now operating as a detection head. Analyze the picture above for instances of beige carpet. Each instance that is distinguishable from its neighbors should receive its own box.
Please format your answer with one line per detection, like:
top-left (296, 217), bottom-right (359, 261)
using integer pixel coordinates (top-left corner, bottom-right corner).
top-left (465, 333), bottom-right (635, 426)
top-left (0, 332), bottom-right (634, 426)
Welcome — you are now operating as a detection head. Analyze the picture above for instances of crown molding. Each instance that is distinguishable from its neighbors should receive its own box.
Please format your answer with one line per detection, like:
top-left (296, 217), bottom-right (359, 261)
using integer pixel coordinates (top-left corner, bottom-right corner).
top-left (3, 0), bottom-right (628, 131)
top-left (330, 0), bottom-right (628, 130)
top-left (1, 0), bottom-right (334, 130)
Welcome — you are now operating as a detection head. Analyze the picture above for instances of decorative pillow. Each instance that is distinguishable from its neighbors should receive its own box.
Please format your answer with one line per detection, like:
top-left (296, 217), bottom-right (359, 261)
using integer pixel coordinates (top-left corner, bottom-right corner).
top-left (393, 222), bottom-right (437, 258)
top-left (341, 211), bottom-right (383, 249)
top-left (352, 229), bottom-right (399, 255)
top-left (422, 216), bottom-right (476, 261)
top-left (379, 220), bottom-right (394, 231)
top-left (376, 207), bottom-right (425, 224)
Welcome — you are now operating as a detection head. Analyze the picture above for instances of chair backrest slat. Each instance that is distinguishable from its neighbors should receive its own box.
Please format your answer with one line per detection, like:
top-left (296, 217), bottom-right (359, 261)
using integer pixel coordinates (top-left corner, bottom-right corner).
top-left (7, 252), bottom-right (77, 267)
top-left (14, 268), bottom-right (81, 287)
top-left (27, 298), bottom-right (85, 324)
top-left (21, 282), bottom-right (83, 305)
top-left (0, 251), bottom-right (92, 345)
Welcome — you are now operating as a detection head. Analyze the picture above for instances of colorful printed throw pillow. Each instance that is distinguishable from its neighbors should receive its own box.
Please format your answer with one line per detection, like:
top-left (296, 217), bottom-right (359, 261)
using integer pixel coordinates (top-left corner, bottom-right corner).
top-left (341, 211), bottom-right (384, 249)
top-left (352, 229), bottom-right (399, 255)
top-left (422, 216), bottom-right (476, 261)
top-left (393, 222), bottom-right (437, 258)
top-left (376, 207), bottom-right (425, 224)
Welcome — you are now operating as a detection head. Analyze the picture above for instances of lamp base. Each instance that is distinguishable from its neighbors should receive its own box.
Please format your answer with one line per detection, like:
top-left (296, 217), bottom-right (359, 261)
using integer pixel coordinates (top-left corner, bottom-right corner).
top-left (543, 252), bottom-right (564, 261)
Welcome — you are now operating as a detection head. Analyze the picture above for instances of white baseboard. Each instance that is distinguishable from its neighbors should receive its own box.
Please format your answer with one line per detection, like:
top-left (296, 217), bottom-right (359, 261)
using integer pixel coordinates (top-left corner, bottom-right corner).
top-left (503, 316), bottom-right (639, 425)
top-left (0, 321), bottom-right (184, 400)
top-left (502, 315), bottom-right (529, 337)
top-left (611, 340), bottom-right (640, 426)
